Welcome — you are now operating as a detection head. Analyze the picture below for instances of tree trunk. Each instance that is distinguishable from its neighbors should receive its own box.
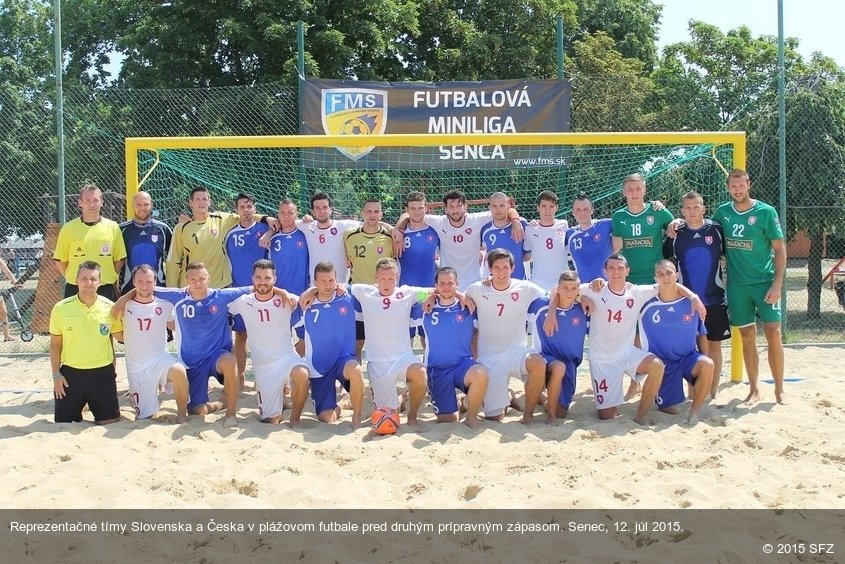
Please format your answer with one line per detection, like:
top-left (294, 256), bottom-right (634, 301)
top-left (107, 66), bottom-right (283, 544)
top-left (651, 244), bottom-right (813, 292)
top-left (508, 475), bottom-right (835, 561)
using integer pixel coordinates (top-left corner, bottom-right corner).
top-left (806, 229), bottom-right (824, 319)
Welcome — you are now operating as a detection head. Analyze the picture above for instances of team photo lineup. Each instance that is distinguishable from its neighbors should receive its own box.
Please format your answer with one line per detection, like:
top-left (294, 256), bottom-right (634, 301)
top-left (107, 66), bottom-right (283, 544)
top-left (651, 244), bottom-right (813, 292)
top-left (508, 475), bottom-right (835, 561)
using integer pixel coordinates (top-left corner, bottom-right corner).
top-left (49, 167), bottom-right (786, 433)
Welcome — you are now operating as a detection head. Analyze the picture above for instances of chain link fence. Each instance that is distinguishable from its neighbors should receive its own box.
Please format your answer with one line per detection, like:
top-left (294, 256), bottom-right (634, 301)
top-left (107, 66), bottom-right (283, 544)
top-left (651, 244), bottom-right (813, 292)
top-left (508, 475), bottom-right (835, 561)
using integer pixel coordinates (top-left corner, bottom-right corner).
top-left (1, 72), bottom-right (843, 352)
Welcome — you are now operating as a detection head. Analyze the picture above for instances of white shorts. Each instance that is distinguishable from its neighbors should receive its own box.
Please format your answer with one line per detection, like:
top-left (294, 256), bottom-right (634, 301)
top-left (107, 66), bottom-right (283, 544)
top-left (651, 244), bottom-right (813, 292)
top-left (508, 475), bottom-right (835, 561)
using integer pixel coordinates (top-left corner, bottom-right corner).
top-left (588, 346), bottom-right (652, 409)
top-left (366, 352), bottom-right (422, 410)
top-left (479, 346), bottom-right (535, 417)
top-left (127, 353), bottom-right (181, 419)
top-left (254, 353), bottom-right (308, 419)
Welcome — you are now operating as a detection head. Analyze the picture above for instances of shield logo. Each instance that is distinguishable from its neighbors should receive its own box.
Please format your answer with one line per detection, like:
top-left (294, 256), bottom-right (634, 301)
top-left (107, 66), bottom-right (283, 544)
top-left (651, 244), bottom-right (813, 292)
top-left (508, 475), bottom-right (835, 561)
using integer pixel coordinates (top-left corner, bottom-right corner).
top-left (705, 236), bottom-right (713, 245)
top-left (321, 88), bottom-right (388, 161)
top-left (646, 216), bottom-right (655, 225)
top-left (377, 246), bottom-right (384, 254)
top-left (151, 234), bottom-right (159, 243)
top-left (427, 235), bottom-right (434, 243)
top-left (593, 233), bottom-right (601, 241)
top-left (154, 307), bottom-right (162, 316)
top-left (683, 313), bottom-right (692, 323)
top-left (339, 306), bottom-right (348, 315)
top-left (99, 323), bottom-right (109, 336)
top-left (511, 292), bottom-right (519, 302)
top-left (210, 228), bottom-right (218, 237)
top-left (210, 305), bottom-right (218, 314)
top-left (456, 314), bottom-right (464, 322)
top-left (396, 292), bottom-right (404, 300)
top-left (572, 317), bottom-right (581, 326)
top-left (465, 228), bottom-right (472, 235)
top-left (626, 299), bottom-right (634, 308)
top-left (100, 243), bottom-right (111, 254)
top-left (296, 240), bottom-right (304, 248)
top-left (748, 216), bottom-right (757, 225)
top-left (331, 227), bottom-right (337, 236)
top-left (273, 298), bottom-right (281, 307)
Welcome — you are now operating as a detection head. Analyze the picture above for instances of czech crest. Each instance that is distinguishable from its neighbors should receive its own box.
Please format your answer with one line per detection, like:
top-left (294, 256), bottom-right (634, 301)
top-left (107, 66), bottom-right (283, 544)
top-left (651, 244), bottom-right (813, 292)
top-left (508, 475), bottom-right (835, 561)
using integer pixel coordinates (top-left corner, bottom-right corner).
top-left (321, 88), bottom-right (388, 161)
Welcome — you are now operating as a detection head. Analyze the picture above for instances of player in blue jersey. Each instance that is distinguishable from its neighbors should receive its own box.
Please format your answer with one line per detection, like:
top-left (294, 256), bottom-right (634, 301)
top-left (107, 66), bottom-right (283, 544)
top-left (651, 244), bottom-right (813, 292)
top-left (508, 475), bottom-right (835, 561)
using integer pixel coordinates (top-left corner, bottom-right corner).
top-left (528, 270), bottom-right (589, 425)
top-left (293, 261), bottom-right (364, 429)
top-left (261, 198), bottom-right (310, 295)
top-left (419, 266), bottom-right (488, 430)
top-left (566, 195), bottom-right (614, 283)
top-left (224, 193), bottom-right (271, 389)
top-left (119, 191), bottom-right (172, 293)
top-left (638, 260), bottom-right (714, 424)
top-left (664, 192), bottom-right (729, 399)
top-left (481, 192), bottom-right (530, 279)
top-left (398, 191), bottom-right (440, 287)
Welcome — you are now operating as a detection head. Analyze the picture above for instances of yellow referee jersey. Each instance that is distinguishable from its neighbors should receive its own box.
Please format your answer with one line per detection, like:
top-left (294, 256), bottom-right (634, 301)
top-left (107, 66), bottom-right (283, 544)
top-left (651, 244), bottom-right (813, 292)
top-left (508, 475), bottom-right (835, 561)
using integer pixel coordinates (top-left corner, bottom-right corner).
top-left (49, 295), bottom-right (123, 369)
top-left (53, 218), bottom-right (127, 284)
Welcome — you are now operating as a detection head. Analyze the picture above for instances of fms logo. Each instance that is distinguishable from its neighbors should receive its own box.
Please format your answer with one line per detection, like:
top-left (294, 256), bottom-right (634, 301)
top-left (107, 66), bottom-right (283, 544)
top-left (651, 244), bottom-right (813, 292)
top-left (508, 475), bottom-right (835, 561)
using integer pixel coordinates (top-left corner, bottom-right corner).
top-left (322, 88), bottom-right (388, 160)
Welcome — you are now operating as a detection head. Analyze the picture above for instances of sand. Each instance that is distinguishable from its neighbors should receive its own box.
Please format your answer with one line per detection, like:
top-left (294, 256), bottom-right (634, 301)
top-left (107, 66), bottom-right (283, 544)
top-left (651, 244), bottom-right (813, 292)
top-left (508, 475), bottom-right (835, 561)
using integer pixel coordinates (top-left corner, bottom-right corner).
top-left (1, 345), bottom-right (842, 511)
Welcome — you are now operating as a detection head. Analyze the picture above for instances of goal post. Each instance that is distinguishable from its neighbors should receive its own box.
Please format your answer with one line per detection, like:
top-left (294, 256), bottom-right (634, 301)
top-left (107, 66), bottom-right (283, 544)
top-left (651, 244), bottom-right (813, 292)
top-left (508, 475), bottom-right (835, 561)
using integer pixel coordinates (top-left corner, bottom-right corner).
top-left (125, 130), bottom-right (746, 382)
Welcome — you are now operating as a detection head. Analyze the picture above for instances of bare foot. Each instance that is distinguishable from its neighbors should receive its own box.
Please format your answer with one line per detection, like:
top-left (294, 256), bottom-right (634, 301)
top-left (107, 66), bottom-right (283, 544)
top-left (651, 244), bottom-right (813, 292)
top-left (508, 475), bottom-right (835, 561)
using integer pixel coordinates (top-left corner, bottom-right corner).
top-left (508, 389), bottom-right (523, 413)
top-left (520, 414), bottom-right (535, 426)
top-left (687, 409), bottom-right (700, 425)
top-left (339, 390), bottom-right (353, 410)
top-left (350, 415), bottom-right (362, 430)
top-left (398, 389), bottom-right (408, 414)
top-left (206, 401), bottom-right (224, 413)
top-left (633, 415), bottom-right (651, 426)
top-left (660, 406), bottom-right (680, 415)
top-left (625, 380), bottom-right (641, 401)
top-left (222, 416), bottom-right (239, 428)
top-left (457, 393), bottom-right (468, 414)
top-left (775, 391), bottom-right (787, 405)
top-left (288, 416), bottom-right (301, 429)
top-left (406, 418), bottom-right (423, 433)
top-left (464, 415), bottom-right (481, 430)
top-left (743, 390), bottom-right (760, 404)
top-left (176, 413), bottom-right (188, 424)
top-left (545, 412), bottom-right (559, 426)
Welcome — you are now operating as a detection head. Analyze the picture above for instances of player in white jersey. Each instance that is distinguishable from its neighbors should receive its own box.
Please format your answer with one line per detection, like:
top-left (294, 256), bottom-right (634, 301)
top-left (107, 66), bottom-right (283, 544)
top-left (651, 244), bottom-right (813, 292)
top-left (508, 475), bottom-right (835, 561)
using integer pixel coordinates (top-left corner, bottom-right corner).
top-left (465, 249), bottom-right (547, 424)
top-left (349, 258), bottom-right (429, 432)
top-left (118, 265), bottom-right (188, 423)
top-left (524, 190), bottom-right (569, 289)
top-left (228, 259), bottom-right (309, 426)
top-left (297, 191), bottom-right (362, 283)
top-left (393, 190), bottom-right (524, 290)
top-left (547, 253), bottom-right (704, 425)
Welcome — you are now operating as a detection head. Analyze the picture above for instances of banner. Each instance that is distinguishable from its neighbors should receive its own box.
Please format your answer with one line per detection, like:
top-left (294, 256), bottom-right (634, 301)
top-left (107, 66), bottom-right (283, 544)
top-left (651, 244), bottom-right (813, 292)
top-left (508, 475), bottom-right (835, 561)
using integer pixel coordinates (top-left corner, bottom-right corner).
top-left (301, 79), bottom-right (570, 168)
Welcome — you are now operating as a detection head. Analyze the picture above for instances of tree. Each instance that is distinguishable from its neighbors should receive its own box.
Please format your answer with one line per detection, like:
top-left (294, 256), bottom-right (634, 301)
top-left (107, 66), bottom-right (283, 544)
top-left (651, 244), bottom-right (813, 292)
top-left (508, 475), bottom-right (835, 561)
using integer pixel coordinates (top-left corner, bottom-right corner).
top-left (0, 0), bottom-right (56, 235)
top-left (574, 0), bottom-right (661, 71)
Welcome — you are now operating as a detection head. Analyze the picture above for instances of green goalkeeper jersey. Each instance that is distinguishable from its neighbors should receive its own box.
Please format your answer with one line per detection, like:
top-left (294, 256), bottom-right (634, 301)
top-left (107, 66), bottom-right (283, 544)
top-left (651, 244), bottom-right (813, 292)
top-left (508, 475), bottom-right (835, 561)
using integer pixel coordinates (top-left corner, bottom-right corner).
top-left (611, 203), bottom-right (673, 284)
top-left (712, 200), bottom-right (783, 286)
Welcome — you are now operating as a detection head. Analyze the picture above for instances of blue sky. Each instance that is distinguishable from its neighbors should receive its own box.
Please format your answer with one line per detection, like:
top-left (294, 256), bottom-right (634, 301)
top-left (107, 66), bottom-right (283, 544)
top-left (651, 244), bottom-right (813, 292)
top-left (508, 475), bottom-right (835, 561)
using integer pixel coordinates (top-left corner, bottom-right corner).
top-left (658, 0), bottom-right (844, 66)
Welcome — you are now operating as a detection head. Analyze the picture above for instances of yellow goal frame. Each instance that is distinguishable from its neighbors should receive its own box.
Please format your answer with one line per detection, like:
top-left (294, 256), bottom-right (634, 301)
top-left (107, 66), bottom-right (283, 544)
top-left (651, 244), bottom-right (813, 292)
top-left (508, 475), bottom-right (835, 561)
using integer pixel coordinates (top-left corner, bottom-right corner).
top-left (125, 131), bottom-right (746, 382)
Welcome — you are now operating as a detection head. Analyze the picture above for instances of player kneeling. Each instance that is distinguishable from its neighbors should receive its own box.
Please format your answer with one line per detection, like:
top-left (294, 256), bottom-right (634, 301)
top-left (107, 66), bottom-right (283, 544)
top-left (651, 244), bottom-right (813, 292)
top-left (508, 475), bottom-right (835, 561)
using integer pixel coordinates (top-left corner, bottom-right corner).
top-left (420, 267), bottom-right (488, 429)
top-left (117, 265), bottom-right (189, 423)
top-left (529, 270), bottom-right (589, 425)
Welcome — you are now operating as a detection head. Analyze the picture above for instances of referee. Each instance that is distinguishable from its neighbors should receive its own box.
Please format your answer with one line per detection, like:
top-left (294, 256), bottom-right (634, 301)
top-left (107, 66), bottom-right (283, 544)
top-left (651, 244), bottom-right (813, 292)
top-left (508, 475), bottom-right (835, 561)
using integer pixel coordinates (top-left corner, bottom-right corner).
top-left (50, 261), bottom-right (124, 424)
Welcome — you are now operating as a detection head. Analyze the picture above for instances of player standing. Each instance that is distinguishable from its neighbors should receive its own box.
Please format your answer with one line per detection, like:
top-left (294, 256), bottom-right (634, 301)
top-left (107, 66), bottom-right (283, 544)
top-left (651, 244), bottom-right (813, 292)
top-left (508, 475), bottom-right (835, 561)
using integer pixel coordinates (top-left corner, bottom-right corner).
top-left (298, 192), bottom-right (363, 283)
top-left (228, 260), bottom-right (309, 426)
top-left (262, 198), bottom-right (310, 295)
top-left (665, 192), bottom-right (730, 398)
top-left (398, 191), bottom-right (439, 287)
top-left (524, 190), bottom-right (569, 290)
top-left (465, 249), bottom-right (547, 424)
top-left (119, 191), bottom-right (172, 293)
top-left (612, 174), bottom-right (674, 285)
top-left (639, 260), bottom-right (714, 423)
top-left (481, 192), bottom-right (530, 280)
top-left (567, 194), bottom-right (614, 283)
top-left (712, 169), bottom-right (786, 404)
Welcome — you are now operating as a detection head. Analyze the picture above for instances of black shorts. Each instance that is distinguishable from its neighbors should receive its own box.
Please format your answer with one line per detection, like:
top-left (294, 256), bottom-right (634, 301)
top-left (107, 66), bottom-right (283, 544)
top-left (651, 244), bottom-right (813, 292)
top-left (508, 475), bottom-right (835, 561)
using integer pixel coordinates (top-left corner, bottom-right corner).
top-left (55, 364), bottom-right (120, 423)
top-left (705, 303), bottom-right (731, 342)
top-left (356, 320), bottom-right (366, 341)
top-left (64, 283), bottom-right (117, 301)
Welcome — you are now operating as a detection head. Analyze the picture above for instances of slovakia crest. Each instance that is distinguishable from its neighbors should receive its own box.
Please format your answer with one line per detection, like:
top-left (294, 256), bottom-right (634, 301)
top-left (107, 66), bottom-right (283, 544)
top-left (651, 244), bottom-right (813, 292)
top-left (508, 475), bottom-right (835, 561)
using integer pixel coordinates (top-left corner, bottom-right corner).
top-left (456, 314), bottom-right (464, 323)
top-left (273, 298), bottom-right (282, 307)
top-left (296, 240), bottom-right (304, 248)
top-left (331, 227), bottom-right (337, 236)
top-left (465, 228), bottom-right (472, 235)
top-left (338, 306), bottom-right (348, 315)
top-left (377, 246), bottom-right (384, 254)
top-left (593, 233), bottom-right (601, 242)
top-left (396, 292), bottom-right (404, 300)
top-left (321, 88), bottom-right (388, 161)
top-left (646, 216), bottom-right (655, 225)
top-left (626, 299), bottom-right (634, 309)
top-left (209, 305), bottom-right (218, 314)
top-left (154, 307), bottom-right (162, 316)
top-left (427, 235), bottom-right (434, 243)
top-left (683, 313), bottom-right (692, 323)
top-left (572, 317), bottom-right (581, 326)
top-left (705, 235), bottom-right (713, 245)
top-left (511, 292), bottom-right (519, 302)
top-left (210, 228), bottom-right (218, 237)
top-left (748, 216), bottom-right (757, 225)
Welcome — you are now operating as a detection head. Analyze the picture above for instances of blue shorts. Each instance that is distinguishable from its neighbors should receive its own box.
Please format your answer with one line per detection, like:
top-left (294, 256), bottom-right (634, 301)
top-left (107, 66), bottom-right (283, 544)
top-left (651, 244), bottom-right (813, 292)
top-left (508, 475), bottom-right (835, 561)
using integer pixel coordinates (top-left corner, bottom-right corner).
top-left (542, 354), bottom-right (578, 408)
top-left (186, 349), bottom-right (229, 410)
top-left (231, 313), bottom-right (246, 333)
top-left (427, 358), bottom-right (477, 415)
top-left (656, 352), bottom-right (705, 409)
top-left (310, 354), bottom-right (357, 415)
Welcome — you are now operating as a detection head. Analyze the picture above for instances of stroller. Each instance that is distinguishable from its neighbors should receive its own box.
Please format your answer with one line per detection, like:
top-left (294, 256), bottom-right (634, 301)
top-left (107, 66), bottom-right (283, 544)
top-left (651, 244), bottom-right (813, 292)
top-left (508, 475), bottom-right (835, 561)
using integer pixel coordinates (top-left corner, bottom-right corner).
top-left (1, 286), bottom-right (34, 342)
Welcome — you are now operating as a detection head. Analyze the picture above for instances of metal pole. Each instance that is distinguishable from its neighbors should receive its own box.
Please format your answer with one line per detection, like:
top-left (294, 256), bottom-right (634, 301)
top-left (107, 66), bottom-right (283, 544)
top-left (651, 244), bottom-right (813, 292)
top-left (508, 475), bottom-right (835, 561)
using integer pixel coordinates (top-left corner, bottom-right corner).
top-left (555, 16), bottom-right (567, 207)
top-left (777, 0), bottom-right (788, 335)
top-left (53, 0), bottom-right (66, 224)
top-left (297, 21), bottom-right (307, 211)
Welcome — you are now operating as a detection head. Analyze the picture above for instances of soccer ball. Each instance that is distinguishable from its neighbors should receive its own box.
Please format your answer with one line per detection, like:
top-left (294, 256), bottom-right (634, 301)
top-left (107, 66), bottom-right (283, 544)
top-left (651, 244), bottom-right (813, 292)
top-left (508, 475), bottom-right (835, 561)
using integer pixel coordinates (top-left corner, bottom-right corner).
top-left (340, 117), bottom-right (371, 135)
top-left (370, 407), bottom-right (400, 435)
